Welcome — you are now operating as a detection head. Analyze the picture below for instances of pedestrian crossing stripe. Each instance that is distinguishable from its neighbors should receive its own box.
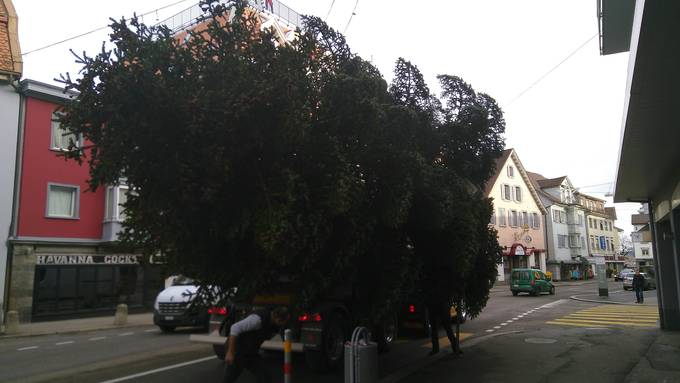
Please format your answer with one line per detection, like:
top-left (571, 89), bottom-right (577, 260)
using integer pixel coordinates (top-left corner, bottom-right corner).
top-left (547, 305), bottom-right (659, 329)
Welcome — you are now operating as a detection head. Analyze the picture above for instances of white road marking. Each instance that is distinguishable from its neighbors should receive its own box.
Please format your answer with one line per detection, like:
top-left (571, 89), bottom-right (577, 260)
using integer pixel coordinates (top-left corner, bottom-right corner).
top-left (512, 317), bottom-right (519, 320)
top-left (486, 329), bottom-right (494, 332)
top-left (97, 356), bottom-right (215, 383)
top-left (500, 323), bottom-right (508, 326)
top-left (118, 332), bottom-right (134, 337)
top-left (494, 326), bottom-right (501, 329)
top-left (89, 337), bottom-right (106, 341)
top-left (56, 341), bottom-right (75, 346)
top-left (17, 346), bottom-right (38, 351)
top-left (144, 328), bottom-right (160, 333)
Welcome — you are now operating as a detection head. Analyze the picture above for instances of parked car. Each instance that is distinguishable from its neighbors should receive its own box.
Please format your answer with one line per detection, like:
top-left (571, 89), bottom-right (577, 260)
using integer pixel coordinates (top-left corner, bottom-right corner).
top-left (623, 272), bottom-right (656, 291)
top-left (153, 276), bottom-right (210, 332)
top-left (510, 268), bottom-right (555, 296)
top-left (614, 268), bottom-right (635, 282)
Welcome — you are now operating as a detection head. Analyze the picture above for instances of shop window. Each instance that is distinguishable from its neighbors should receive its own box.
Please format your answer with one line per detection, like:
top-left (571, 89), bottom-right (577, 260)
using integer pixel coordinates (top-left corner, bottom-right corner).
top-left (47, 183), bottom-right (79, 219)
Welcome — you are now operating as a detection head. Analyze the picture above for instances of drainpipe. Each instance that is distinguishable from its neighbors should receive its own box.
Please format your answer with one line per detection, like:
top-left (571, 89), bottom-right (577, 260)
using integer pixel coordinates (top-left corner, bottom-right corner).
top-left (3, 80), bottom-right (26, 326)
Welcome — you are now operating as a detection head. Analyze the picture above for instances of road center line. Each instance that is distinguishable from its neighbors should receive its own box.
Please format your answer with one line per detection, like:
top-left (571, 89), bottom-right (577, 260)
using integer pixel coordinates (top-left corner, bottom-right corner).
top-left (89, 337), bottom-right (106, 341)
top-left (144, 328), bottom-right (159, 333)
top-left (96, 356), bottom-right (215, 383)
top-left (17, 346), bottom-right (38, 351)
top-left (56, 341), bottom-right (75, 346)
top-left (118, 332), bottom-right (134, 337)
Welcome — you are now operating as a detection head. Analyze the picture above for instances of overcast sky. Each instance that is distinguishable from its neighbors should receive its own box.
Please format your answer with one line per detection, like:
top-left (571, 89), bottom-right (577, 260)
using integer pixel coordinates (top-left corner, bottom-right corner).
top-left (14, 0), bottom-right (641, 235)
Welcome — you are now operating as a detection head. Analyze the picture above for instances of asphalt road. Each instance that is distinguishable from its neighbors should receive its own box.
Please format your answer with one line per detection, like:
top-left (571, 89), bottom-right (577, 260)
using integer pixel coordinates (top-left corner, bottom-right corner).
top-left (0, 280), bottom-right (637, 383)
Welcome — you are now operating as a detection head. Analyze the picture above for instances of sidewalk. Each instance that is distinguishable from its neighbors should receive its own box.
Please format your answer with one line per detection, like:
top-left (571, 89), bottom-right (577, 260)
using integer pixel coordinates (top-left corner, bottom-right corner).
top-left (388, 321), bottom-right (680, 383)
top-left (571, 288), bottom-right (659, 306)
top-left (0, 312), bottom-right (154, 339)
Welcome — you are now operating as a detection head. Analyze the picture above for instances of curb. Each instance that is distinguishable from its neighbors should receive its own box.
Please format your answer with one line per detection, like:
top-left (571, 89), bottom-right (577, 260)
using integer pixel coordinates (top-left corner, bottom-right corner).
top-left (569, 294), bottom-right (656, 307)
top-left (0, 322), bottom-right (154, 340)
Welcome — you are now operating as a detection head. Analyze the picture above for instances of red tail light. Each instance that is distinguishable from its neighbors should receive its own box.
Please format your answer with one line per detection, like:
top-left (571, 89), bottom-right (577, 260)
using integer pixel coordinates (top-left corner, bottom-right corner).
top-left (408, 304), bottom-right (416, 313)
top-left (208, 307), bottom-right (228, 315)
top-left (298, 312), bottom-right (322, 322)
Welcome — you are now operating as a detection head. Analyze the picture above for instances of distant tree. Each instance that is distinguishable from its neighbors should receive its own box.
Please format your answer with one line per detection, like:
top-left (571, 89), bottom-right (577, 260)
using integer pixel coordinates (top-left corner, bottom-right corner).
top-left (58, 0), bottom-right (504, 325)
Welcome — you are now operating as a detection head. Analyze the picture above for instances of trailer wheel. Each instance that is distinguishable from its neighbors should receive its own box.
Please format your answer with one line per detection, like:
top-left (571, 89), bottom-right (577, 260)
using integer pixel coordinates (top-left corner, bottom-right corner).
top-left (305, 314), bottom-right (346, 372)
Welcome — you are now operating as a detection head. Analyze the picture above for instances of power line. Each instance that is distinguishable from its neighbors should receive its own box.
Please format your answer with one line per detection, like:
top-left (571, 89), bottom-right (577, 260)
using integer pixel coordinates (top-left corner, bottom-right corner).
top-left (506, 33), bottom-right (598, 106)
top-left (343, 0), bottom-right (360, 34)
top-left (325, 0), bottom-right (336, 21)
top-left (22, 0), bottom-right (194, 56)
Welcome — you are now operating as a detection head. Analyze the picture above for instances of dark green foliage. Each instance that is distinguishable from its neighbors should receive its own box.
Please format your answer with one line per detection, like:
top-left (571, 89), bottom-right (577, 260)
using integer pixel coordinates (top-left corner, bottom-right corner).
top-left (58, 0), bottom-right (504, 322)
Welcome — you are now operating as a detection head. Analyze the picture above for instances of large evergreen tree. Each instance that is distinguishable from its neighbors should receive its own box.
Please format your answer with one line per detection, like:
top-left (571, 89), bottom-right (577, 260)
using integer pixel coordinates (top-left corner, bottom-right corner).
top-left (59, 0), bottom-right (503, 323)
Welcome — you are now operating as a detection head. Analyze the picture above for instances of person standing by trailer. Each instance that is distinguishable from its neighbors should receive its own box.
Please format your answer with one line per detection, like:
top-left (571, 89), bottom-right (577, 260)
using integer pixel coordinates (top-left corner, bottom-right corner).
top-left (223, 306), bottom-right (290, 383)
top-left (632, 270), bottom-right (646, 304)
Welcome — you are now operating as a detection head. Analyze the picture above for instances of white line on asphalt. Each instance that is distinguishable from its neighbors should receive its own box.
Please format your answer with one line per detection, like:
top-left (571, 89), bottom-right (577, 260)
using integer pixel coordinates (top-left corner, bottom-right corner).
top-left (89, 337), bottom-right (106, 341)
top-left (17, 346), bottom-right (38, 351)
top-left (96, 356), bottom-right (215, 383)
top-left (486, 329), bottom-right (494, 332)
top-left (56, 341), bottom-right (75, 346)
top-left (144, 328), bottom-right (160, 333)
top-left (500, 323), bottom-right (508, 326)
top-left (118, 332), bottom-right (134, 337)
top-left (494, 326), bottom-right (501, 329)
top-left (512, 317), bottom-right (519, 320)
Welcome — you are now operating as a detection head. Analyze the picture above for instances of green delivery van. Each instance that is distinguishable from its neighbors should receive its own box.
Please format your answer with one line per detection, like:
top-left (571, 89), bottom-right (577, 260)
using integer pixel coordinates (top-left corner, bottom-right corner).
top-left (510, 268), bottom-right (555, 296)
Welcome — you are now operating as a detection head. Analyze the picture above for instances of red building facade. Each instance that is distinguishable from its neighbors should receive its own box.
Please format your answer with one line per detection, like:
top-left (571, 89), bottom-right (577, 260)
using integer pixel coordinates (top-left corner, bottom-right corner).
top-left (7, 80), bottom-right (161, 322)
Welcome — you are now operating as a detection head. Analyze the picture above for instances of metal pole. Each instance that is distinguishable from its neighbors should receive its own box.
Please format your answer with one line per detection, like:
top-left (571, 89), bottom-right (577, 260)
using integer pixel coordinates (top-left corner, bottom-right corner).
top-left (284, 329), bottom-right (292, 383)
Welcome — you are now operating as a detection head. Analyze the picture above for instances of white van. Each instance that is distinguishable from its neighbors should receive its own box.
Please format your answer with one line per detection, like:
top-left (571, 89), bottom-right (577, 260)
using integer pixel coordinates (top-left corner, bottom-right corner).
top-left (153, 276), bottom-right (209, 332)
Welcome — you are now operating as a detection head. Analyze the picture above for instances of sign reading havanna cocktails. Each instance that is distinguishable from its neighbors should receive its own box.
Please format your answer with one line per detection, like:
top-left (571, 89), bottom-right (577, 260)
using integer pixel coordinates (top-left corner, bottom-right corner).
top-left (36, 254), bottom-right (140, 265)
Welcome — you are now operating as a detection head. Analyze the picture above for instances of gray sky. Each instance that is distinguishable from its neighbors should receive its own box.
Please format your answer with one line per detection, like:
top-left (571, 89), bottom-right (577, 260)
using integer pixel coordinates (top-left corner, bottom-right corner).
top-left (14, 0), bottom-right (641, 234)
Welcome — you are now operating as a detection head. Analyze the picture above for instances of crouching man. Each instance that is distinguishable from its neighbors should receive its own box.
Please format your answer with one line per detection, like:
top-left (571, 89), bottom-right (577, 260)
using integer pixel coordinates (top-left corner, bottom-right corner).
top-left (223, 306), bottom-right (290, 383)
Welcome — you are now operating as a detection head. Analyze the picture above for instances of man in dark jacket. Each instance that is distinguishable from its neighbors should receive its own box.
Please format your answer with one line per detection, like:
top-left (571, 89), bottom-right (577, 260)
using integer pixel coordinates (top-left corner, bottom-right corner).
top-left (427, 299), bottom-right (459, 356)
top-left (223, 306), bottom-right (290, 383)
top-left (632, 270), bottom-right (645, 304)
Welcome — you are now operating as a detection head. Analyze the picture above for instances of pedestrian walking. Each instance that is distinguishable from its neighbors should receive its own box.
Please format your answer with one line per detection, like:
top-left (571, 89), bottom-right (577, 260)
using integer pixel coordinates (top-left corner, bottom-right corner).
top-left (426, 298), bottom-right (459, 356)
top-left (223, 306), bottom-right (290, 383)
top-left (265, 0), bottom-right (273, 12)
top-left (632, 270), bottom-right (645, 304)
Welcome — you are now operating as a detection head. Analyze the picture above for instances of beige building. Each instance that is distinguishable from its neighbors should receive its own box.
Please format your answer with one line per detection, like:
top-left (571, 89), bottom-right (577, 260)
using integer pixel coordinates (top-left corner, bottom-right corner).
top-left (485, 149), bottom-right (547, 282)
top-left (579, 194), bottom-right (620, 274)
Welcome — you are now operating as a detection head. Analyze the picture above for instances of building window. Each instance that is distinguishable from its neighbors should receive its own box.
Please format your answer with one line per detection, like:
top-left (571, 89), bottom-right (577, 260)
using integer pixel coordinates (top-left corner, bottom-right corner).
top-left (502, 184), bottom-right (511, 201)
top-left (558, 235), bottom-right (568, 248)
top-left (641, 248), bottom-right (649, 256)
top-left (606, 238), bottom-right (610, 252)
top-left (577, 214), bottom-right (583, 226)
top-left (510, 210), bottom-right (518, 227)
top-left (46, 183), bottom-right (79, 219)
top-left (507, 165), bottom-right (514, 178)
top-left (105, 185), bottom-right (129, 221)
top-left (581, 237), bottom-right (586, 249)
top-left (51, 112), bottom-right (80, 151)
top-left (498, 208), bottom-right (507, 226)
top-left (569, 234), bottom-right (580, 248)
top-left (521, 211), bottom-right (528, 227)
top-left (552, 209), bottom-right (559, 223)
top-left (588, 217), bottom-right (592, 228)
top-left (599, 220), bottom-right (604, 230)
top-left (590, 235), bottom-right (595, 249)
top-left (514, 186), bottom-right (522, 202)
top-left (531, 213), bottom-right (540, 229)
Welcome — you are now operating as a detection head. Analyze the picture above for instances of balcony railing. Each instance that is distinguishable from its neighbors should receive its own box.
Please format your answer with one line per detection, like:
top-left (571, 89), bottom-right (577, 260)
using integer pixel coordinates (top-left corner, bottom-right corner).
top-left (158, 0), bottom-right (301, 33)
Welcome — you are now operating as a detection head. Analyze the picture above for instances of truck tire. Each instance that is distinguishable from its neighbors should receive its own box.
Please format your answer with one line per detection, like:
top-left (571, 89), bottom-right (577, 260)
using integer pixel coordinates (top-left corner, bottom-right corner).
top-left (213, 344), bottom-right (226, 360)
top-left (305, 313), bottom-right (346, 372)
